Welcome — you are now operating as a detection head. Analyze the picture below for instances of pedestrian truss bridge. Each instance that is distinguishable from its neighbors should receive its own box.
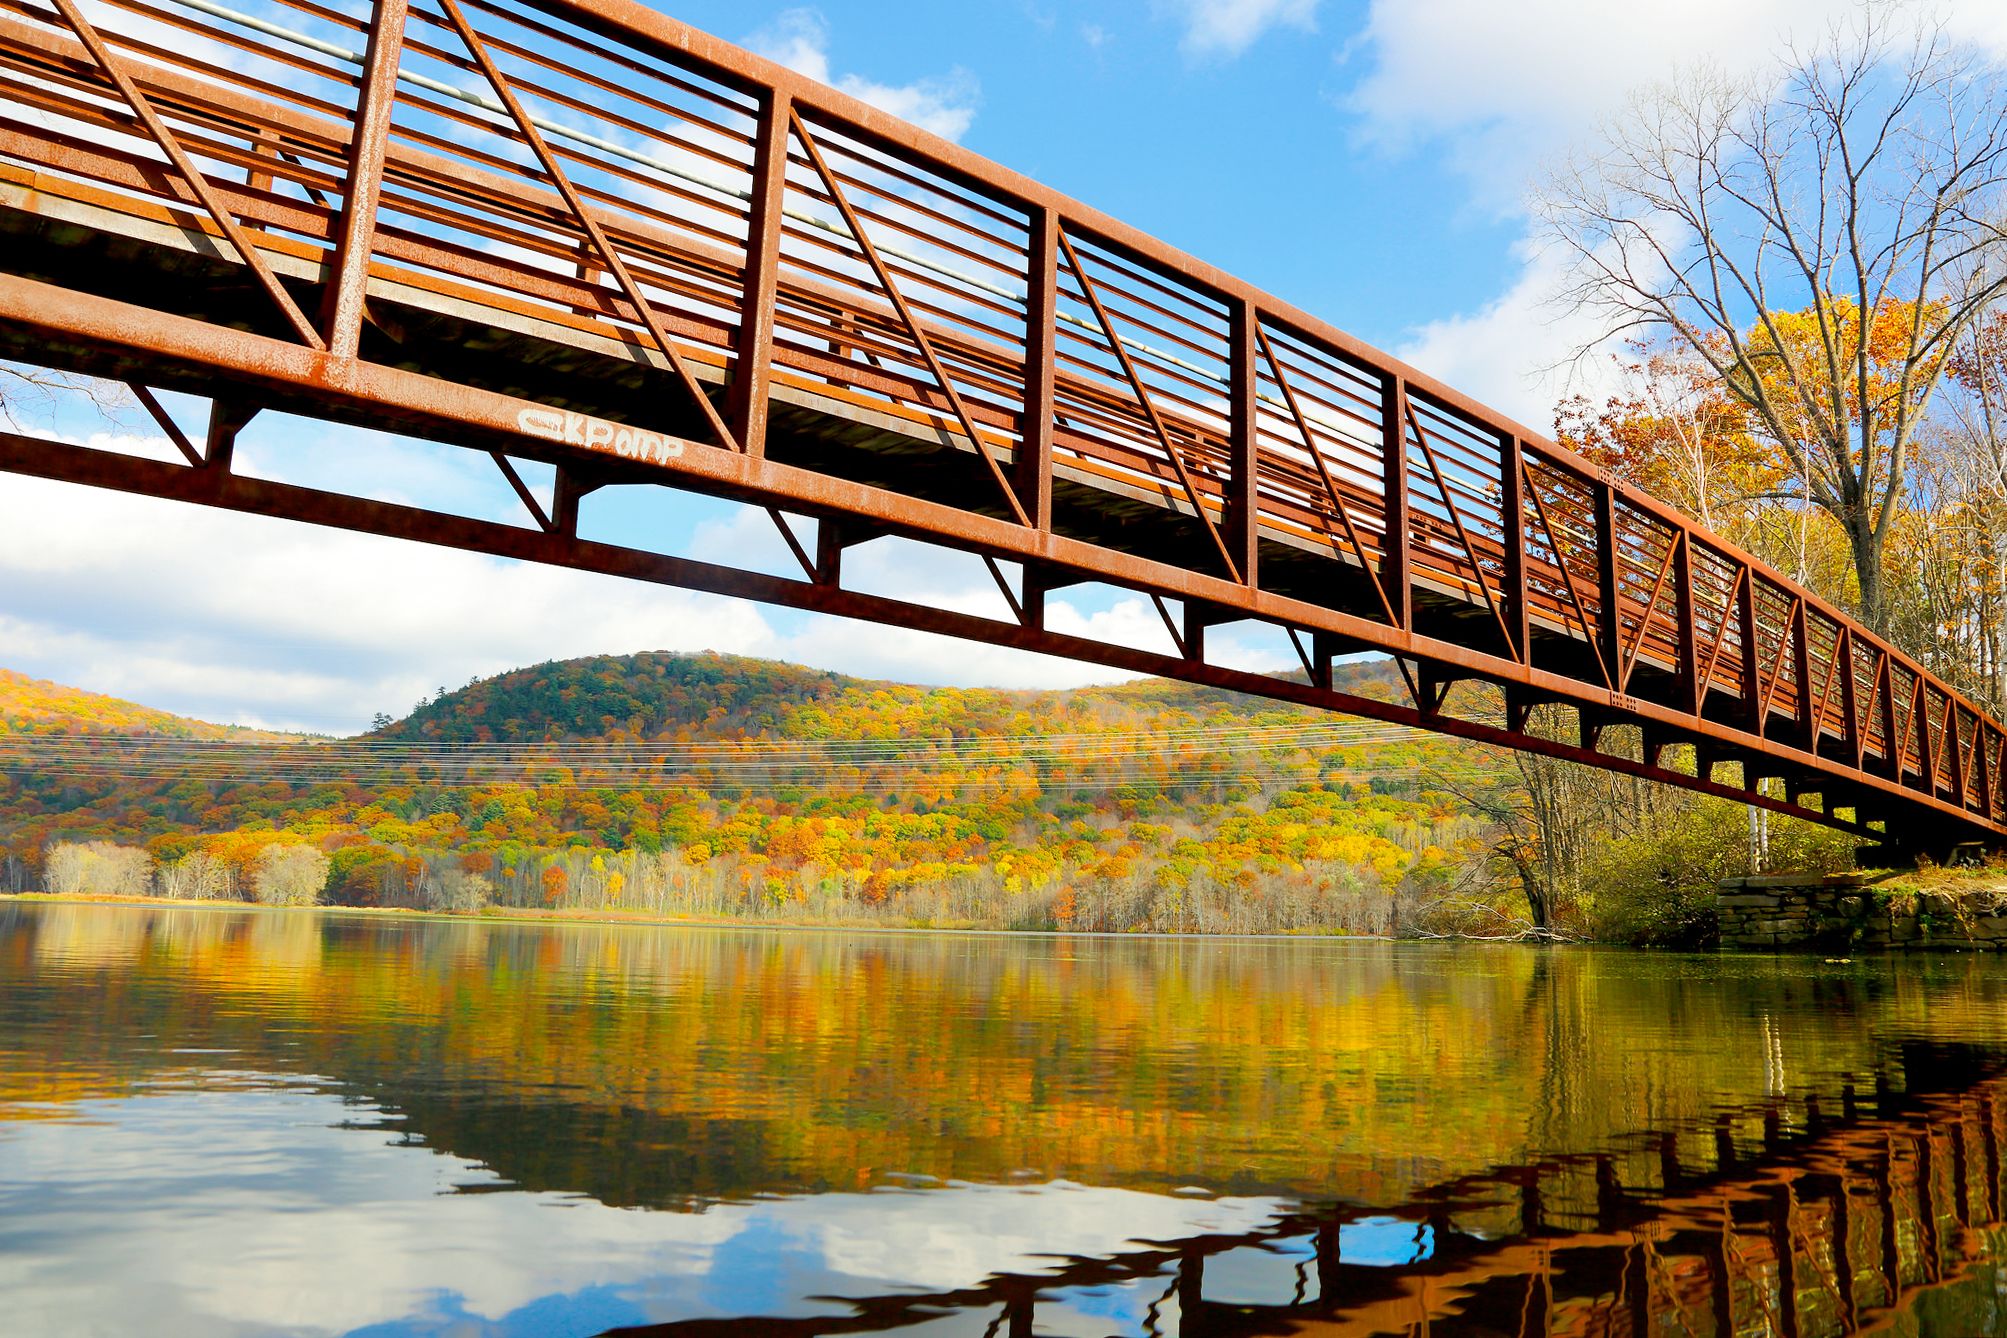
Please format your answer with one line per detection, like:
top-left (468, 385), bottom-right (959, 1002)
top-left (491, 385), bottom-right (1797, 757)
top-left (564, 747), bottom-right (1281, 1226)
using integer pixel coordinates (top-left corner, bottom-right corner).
top-left (0, 0), bottom-right (2001, 849)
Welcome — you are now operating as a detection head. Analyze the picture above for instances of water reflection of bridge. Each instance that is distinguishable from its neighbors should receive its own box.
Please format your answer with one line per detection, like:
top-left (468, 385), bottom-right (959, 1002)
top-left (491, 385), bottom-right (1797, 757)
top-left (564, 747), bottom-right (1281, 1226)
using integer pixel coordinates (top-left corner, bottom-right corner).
top-left (609, 1047), bottom-right (2007, 1338)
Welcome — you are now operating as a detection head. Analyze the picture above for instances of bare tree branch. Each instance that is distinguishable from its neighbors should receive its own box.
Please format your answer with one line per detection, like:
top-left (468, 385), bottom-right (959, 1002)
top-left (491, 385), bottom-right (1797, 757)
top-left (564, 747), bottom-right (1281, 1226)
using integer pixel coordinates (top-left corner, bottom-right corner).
top-left (1539, 2), bottom-right (2007, 634)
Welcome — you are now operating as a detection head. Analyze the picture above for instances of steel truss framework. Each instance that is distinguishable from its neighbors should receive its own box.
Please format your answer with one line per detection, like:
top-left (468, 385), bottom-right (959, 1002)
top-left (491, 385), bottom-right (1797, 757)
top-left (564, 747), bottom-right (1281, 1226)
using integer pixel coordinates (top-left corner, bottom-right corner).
top-left (0, 0), bottom-right (2001, 851)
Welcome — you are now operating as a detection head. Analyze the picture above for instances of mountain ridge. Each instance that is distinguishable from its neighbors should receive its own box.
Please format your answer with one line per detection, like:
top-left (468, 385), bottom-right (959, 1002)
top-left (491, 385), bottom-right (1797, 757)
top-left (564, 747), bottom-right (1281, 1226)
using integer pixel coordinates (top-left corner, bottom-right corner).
top-left (0, 667), bottom-right (303, 741)
top-left (0, 650), bottom-right (1493, 932)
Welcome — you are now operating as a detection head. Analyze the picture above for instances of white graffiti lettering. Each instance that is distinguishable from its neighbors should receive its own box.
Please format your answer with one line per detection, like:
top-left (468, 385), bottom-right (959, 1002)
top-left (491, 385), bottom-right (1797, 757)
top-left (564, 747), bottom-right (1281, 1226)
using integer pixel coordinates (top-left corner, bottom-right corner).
top-left (514, 407), bottom-right (685, 464)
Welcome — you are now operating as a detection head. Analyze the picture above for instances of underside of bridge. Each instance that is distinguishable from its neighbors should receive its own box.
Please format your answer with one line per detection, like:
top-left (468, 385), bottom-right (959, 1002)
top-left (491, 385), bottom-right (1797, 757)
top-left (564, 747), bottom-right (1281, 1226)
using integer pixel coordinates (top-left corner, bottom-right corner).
top-left (0, 0), bottom-right (2001, 857)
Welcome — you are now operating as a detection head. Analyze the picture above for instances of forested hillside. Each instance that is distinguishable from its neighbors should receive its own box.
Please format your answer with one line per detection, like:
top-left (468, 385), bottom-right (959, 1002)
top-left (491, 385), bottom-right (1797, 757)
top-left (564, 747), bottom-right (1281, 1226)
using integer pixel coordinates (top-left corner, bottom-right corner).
top-left (0, 652), bottom-right (1503, 931)
top-left (0, 668), bottom-right (296, 741)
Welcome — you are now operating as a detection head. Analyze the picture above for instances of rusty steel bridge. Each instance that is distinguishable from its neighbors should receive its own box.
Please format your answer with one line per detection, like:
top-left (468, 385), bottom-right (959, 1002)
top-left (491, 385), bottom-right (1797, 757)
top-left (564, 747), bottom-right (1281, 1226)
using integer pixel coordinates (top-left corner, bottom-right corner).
top-left (0, 0), bottom-right (2001, 853)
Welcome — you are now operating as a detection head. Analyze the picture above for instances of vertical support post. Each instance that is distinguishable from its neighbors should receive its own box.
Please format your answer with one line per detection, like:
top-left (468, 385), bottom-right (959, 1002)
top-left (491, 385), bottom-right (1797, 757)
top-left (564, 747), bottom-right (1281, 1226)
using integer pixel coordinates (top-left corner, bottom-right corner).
top-left (1996, 735), bottom-right (2007, 821)
top-left (204, 401), bottom-right (258, 473)
top-left (1224, 297), bottom-right (1258, 587)
top-left (1673, 532), bottom-right (1699, 714)
top-left (1182, 605), bottom-right (1209, 665)
top-left (1879, 654), bottom-right (1901, 780)
top-left (320, 0), bottom-right (408, 358)
top-left (1014, 205), bottom-right (1057, 530)
top-left (1312, 629), bottom-right (1339, 692)
top-left (813, 519), bottom-right (848, 588)
top-left (246, 128), bottom-right (278, 193)
top-left (1916, 681), bottom-right (1937, 795)
top-left (551, 468), bottom-right (596, 537)
top-left (1594, 480), bottom-right (1621, 684)
top-left (1641, 728), bottom-right (1664, 768)
top-left (1738, 566), bottom-right (1762, 733)
top-left (1622, 1226), bottom-right (1649, 1337)
top-left (1838, 627), bottom-right (1861, 764)
top-left (1022, 564), bottom-right (1048, 632)
top-left (1502, 434), bottom-right (1529, 663)
top-left (1578, 705), bottom-right (1605, 753)
top-left (1380, 375), bottom-right (1410, 630)
top-left (1657, 1132), bottom-right (1683, 1192)
top-left (1791, 600), bottom-right (1815, 748)
top-left (1949, 703), bottom-right (1968, 806)
top-left (1977, 725), bottom-right (1995, 817)
top-left (1594, 1156), bottom-right (1626, 1232)
top-left (728, 88), bottom-right (790, 459)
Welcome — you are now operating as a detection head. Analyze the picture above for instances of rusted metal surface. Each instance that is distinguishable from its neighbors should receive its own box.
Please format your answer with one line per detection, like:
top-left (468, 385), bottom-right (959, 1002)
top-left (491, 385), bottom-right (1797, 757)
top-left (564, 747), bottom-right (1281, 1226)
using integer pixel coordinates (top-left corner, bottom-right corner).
top-left (0, 0), bottom-right (2000, 848)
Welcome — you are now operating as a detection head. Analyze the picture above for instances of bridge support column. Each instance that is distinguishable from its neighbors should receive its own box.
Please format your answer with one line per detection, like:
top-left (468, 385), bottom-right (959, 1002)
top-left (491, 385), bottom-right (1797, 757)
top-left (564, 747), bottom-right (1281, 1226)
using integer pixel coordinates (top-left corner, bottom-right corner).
top-left (1306, 630), bottom-right (1340, 691)
top-left (203, 400), bottom-right (259, 472)
top-left (1577, 704), bottom-right (1612, 754)
top-left (1414, 665), bottom-right (1461, 717)
top-left (1640, 726), bottom-right (1679, 770)
top-left (550, 468), bottom-right (601, 537)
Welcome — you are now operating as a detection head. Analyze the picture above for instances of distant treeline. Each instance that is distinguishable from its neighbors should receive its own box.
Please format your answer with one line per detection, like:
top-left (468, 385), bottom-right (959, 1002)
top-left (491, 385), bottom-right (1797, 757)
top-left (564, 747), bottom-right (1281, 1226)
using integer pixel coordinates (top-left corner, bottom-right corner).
top-left (4, 653), bottom-right (1863, 941)
top-left (32, 779), bottom-right (1481, 933)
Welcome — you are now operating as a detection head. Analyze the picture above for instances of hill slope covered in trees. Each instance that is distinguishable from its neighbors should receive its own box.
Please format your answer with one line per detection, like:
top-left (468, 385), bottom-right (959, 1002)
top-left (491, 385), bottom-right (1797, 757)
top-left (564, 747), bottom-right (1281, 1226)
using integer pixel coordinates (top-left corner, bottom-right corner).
top-left (0, 652), bottom-right (1505, 931)
top-left (0, 668), bottom-right (298, 740)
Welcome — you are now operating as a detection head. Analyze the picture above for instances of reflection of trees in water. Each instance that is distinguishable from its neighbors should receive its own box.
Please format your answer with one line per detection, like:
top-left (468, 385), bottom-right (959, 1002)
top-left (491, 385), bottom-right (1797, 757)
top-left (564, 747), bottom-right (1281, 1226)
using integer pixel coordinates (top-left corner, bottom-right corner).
top-left (10, 904), bottom-right (2007, 1217)
top-left (609, 1051), bottom-right (2007, 1338)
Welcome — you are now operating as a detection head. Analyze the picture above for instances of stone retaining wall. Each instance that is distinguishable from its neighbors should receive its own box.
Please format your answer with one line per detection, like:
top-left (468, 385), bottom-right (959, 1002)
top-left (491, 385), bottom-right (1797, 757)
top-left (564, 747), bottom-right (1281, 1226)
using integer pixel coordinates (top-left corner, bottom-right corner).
top-left (1715, 873), bottom-right (2007, 951)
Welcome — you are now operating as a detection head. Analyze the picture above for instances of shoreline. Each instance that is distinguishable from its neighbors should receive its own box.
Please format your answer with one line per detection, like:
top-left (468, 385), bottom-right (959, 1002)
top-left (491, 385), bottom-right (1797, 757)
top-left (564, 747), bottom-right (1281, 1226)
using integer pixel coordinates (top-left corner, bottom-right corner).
top-left (0, 891), bottom-right (1412, 945)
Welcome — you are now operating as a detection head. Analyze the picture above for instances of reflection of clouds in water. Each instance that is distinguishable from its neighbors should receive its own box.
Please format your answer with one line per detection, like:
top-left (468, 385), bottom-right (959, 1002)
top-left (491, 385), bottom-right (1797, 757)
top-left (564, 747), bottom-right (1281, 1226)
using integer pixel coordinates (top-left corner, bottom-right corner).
top-left (0, 1081), bottom-right (1291, 1337)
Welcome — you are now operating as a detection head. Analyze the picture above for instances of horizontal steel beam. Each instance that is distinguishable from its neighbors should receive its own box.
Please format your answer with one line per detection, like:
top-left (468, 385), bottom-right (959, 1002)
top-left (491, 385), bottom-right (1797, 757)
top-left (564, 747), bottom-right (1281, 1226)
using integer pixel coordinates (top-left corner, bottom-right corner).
top-left (0, 427), bottom-right (1881, 835)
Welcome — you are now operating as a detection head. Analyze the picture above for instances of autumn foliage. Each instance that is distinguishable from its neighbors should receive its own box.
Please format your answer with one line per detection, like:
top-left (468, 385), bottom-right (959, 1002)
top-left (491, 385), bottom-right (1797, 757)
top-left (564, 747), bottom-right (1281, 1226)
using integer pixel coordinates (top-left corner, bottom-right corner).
top-left (0, 652), bottom-right (1496, 933)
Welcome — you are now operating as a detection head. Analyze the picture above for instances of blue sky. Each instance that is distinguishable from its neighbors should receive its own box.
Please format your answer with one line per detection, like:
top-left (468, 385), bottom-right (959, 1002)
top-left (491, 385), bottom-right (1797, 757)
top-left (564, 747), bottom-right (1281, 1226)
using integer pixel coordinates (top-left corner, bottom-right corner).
top-left (6, 0), bottom-right (2007, 732)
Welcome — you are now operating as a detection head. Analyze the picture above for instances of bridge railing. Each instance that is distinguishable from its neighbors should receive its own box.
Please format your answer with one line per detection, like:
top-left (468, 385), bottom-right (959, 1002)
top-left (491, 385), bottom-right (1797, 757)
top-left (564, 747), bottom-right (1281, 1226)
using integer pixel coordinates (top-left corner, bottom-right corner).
top-left (0, 0), bottom-right (2000, 836)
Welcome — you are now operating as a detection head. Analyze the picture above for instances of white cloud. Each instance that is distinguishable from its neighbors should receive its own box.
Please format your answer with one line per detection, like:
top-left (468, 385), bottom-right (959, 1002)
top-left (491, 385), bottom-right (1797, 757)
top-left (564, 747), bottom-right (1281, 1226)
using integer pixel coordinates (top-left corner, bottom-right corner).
top-left (0, 1080), bottom-right (1296, 1335)
top-left (748, 9), bottom-right (979, 142)
top-left (0, 470), bottom-right (775, 734)
top-left (1952, 7), bottom-right (2007, 54)
top-left (1353, 0), bottom-right (2007, 437)
top-left (1343, 0), bottom-right (1849, 198)
top-left (1164, 0), bottom-right (1318, 58)
top-left (3, 447), bottom-right (1304, 732)
top-left (1395, 236), bottom-right (1620, 433)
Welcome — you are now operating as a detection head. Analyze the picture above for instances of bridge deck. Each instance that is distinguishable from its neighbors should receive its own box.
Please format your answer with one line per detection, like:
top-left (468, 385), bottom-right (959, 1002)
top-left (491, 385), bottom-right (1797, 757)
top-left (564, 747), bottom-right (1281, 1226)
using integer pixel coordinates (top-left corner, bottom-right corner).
top-left (0, 0), bottom-right (1999, 846)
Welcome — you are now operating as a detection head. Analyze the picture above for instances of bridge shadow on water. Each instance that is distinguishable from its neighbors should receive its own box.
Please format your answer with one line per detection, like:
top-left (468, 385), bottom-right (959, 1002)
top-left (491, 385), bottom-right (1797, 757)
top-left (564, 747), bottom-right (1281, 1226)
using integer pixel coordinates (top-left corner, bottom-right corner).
top-left (604, 1042), bottom-right (2007, 1338)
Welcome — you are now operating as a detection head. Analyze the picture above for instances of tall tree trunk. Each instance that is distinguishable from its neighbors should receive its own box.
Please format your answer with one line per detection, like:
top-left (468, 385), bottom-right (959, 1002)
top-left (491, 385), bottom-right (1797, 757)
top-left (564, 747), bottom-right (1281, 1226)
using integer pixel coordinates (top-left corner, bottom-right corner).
top-left (1849, 510), bottom-right (1887, 636)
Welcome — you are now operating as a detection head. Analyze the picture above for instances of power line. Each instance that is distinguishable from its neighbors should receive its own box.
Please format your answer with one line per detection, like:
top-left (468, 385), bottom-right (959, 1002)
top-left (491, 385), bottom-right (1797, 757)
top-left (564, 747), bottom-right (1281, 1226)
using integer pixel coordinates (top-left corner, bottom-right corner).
top-left (0, 717), bottom-right (1508, 791)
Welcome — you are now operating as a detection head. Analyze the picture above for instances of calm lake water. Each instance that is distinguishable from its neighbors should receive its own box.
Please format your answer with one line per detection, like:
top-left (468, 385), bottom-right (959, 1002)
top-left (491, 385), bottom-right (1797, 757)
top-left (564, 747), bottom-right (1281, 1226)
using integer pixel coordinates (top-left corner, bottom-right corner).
top-left (6, 903), bottom-right (2007, 1336)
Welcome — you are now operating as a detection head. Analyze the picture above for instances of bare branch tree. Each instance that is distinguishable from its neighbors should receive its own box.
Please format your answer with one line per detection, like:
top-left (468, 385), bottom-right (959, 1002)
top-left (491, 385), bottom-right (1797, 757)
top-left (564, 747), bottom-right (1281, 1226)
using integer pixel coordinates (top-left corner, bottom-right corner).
top-left (1425, 706), bottom-right (1633, 932)
top-left (0, 361), bottom-right (129, 429)
top-left (1539, 3), bottom-right (2007, 634)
